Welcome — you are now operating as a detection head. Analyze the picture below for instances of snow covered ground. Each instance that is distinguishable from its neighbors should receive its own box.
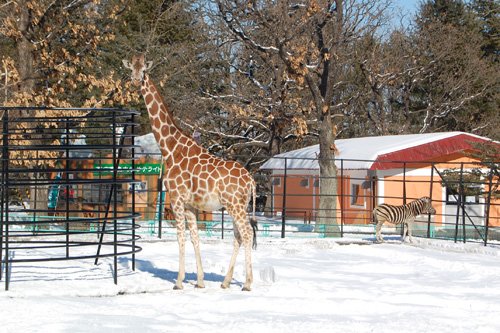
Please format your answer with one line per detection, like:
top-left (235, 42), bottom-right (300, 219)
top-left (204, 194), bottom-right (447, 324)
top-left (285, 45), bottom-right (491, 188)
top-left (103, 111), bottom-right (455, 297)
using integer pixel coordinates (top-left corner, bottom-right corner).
top-left (1, 235), bottom-right (499, 333)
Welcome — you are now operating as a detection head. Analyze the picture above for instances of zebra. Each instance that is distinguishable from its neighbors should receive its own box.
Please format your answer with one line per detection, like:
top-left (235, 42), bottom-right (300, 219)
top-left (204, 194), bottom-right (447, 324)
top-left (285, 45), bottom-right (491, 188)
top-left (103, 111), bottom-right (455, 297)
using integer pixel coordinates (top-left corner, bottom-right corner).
top-left (373, 196), bottom-right (436, 243)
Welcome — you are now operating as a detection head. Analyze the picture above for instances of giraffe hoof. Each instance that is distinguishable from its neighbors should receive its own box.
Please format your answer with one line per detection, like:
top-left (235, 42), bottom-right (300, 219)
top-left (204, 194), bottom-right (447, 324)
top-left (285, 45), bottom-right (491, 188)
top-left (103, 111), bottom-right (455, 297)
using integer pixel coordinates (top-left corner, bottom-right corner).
top-left (241, 286), bottom-right (251, 292)
top-left (195, 284), bottom-right (205, 289)
top-left (173, 285), bottom-right (183, 290)
top-left (220, 283), bottom-right (229, 289)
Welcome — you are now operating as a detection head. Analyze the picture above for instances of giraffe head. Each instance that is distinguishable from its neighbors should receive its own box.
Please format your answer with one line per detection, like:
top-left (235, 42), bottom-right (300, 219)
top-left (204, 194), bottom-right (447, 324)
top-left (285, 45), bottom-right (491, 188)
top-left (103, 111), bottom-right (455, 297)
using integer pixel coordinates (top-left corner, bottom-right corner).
top-left (122, 54), bottom-right (153, 86)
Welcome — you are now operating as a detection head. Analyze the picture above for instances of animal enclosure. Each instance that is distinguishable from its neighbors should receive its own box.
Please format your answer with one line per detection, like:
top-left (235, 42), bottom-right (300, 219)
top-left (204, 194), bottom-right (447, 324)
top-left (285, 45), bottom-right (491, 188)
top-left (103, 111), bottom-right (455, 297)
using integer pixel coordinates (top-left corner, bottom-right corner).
top-left (0, 107), bottom-right (141, 290)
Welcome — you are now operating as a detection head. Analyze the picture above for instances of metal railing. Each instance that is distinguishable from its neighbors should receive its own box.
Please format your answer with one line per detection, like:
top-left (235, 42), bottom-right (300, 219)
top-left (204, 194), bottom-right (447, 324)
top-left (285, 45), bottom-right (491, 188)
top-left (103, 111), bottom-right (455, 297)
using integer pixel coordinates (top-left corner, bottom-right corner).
top-left (136, 154), bottom-right (499, 246)
top-left (2, 111), bottom-right (498, 291)
top-left (0, 107), bottom-right (142, 290)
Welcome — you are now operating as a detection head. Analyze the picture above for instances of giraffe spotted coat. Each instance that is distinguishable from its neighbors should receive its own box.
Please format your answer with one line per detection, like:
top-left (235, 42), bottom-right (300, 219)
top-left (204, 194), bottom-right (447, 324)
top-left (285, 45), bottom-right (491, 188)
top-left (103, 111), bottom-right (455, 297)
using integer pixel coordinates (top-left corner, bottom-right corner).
top-left (124, 54), bottom-right (257, 291)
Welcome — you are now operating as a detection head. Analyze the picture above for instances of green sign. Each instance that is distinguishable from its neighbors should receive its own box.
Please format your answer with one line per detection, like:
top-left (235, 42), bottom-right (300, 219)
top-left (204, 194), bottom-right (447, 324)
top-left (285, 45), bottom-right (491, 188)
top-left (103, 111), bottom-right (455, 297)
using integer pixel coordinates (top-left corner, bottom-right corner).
top-left (94, 163), bottom-right (162, 175)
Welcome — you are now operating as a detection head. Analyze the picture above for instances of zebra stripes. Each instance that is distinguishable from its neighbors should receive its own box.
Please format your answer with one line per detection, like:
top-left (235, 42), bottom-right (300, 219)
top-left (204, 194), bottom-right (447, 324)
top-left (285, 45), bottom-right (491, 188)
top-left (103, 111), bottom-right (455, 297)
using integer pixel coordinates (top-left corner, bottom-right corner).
top-left (373, 196), bottom-right (436, 243)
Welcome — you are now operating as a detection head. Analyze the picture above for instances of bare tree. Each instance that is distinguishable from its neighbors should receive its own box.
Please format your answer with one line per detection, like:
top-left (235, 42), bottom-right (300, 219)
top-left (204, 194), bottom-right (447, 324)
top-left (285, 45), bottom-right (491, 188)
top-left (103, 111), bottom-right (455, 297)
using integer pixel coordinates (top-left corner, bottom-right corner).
top-left (0, 0), bottom-right (131, 209)
top-left (206, 0), bottom-right (390, 234)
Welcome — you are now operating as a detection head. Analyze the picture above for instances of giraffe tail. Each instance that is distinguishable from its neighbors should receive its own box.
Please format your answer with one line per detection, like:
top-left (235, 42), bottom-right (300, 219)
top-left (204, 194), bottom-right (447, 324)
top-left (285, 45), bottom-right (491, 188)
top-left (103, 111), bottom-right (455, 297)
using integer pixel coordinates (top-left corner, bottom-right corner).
top-left (250, 218), bottom-right (258, 250)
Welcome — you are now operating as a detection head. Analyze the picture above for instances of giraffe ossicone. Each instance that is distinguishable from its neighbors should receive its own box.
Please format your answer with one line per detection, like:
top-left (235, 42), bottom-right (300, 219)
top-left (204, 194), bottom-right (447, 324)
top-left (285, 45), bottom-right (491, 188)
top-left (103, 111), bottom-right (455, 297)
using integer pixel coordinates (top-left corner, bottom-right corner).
top-left (123, 54), bottom-right (258, 291)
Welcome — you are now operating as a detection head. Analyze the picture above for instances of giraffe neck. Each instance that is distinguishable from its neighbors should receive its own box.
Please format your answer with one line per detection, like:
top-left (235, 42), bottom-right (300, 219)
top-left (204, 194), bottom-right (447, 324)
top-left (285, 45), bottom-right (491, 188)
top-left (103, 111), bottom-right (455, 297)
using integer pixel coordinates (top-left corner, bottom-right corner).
top-left (141, 74), bottom-right (188, 159)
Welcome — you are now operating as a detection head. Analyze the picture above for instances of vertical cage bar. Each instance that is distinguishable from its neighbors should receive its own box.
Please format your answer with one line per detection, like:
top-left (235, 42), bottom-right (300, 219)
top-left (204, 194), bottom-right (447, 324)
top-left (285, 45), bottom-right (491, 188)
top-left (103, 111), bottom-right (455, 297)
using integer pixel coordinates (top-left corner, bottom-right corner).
top-left (0, 109), bottom-right (5, 282)
top-left (2, 109), bottom-right (9, 290)
top-left (131, 114), bottom-right (136, 270)
top-left (65, 119), bottom-right (70, 258)
top-left (112, 111), bottom-right (118, 284)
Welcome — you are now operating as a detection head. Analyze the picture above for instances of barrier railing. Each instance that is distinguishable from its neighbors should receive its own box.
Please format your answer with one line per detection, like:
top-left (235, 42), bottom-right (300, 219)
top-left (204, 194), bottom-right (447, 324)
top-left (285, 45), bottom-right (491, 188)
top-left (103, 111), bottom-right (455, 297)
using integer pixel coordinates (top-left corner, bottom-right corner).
top-left (0, 107), bottom-right (142, 290)
top-left (134, 154), bottom-right (499, 245)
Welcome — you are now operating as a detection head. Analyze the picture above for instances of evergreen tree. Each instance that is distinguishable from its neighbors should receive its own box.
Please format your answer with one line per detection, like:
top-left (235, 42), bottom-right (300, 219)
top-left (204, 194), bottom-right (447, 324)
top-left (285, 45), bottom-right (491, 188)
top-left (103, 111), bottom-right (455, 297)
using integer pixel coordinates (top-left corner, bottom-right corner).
top-left (409, 0), bottom-right (499, 139)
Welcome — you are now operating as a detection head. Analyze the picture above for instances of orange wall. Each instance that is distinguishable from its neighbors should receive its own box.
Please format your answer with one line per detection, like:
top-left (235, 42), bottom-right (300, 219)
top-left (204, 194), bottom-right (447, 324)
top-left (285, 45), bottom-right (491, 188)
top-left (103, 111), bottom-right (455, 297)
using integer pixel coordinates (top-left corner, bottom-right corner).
top-left (271, 174), bottom-right (374, 224)
top-left (488, 198), bottom-right (500, 227)
top-left (269, 152), bottom-right (499, 227)
top-left (381, 175), bottom-right (444, 224)
top-left (272, 174), bottom-right (320, 222)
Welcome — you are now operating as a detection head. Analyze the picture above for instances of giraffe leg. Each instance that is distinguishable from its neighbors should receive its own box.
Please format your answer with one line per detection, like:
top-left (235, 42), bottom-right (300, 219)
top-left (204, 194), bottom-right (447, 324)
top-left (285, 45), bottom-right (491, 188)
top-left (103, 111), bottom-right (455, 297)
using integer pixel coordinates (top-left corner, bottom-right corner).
top-left (222, 204), bottom-right (253, 291)
top-left (240, 220), bottom-right (254, 291)
top-left (185, 209), bottom-right (205, 288)
top-left (171, 199), bottom-right (186, 290)
top-left (221, 236), bottom-right (241, 289)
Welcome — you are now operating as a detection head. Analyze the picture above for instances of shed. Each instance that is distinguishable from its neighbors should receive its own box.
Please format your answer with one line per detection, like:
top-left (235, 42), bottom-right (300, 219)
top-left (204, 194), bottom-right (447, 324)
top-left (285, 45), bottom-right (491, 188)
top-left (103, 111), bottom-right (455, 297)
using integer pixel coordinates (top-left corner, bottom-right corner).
top-left (260, 132), bottom-right (499, 228)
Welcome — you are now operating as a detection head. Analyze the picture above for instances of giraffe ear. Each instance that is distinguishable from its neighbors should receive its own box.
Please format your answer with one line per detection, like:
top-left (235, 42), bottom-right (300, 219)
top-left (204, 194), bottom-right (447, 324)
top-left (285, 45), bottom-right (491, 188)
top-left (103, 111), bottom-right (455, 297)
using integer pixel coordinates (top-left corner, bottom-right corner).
top-left (145, 61), bottom-right (153, 70)
top-left (122, 60), bottom-right (132, 69)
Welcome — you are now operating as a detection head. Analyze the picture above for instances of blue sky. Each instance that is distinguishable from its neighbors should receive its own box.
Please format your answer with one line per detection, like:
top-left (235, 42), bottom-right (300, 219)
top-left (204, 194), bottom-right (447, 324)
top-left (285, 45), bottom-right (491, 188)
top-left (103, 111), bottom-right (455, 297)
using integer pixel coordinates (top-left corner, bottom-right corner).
top-left (391, 0), bottom-right (421, 27)
top-left (395, 0), bottom-right (420, 13)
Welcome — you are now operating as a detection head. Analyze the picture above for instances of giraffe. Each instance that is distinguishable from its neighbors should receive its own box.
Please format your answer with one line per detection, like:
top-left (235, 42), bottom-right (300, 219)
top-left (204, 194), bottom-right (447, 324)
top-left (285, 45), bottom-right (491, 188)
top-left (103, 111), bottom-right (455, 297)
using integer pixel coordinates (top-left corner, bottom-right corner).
top-left (123, 54), bottom-right (258, 291)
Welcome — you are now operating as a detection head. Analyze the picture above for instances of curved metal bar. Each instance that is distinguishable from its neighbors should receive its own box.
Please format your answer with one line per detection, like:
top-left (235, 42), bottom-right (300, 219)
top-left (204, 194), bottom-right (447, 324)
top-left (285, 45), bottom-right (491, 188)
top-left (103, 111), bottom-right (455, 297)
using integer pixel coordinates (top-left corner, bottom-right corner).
top-left (0, 107), bottom-right (141, 290)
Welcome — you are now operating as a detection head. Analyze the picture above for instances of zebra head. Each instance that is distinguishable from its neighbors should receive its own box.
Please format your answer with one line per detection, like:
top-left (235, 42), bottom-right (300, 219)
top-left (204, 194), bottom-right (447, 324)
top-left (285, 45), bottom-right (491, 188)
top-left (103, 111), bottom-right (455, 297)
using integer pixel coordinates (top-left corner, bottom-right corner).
top-left (420, 196), bottom-right (436, 214)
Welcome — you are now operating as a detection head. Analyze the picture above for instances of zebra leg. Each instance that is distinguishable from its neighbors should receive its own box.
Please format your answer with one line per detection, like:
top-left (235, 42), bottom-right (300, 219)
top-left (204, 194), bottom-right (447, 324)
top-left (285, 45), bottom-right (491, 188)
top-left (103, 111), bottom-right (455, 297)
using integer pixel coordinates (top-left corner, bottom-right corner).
top-left (402, 222), bottom-right (411, 243)
top-left (375, 222), bottom-right (384, 243)
top-left (407, 221), bottom-right (414, 243)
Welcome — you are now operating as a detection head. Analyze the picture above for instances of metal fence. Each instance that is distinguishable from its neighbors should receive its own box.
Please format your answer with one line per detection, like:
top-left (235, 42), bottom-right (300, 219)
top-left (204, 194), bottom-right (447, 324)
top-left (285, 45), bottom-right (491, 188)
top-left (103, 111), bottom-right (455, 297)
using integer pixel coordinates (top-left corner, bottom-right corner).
top-left (1, 108), bottom-right (498, 290)
top-left (138, 154), bottom-right (499, 246)
top-left (0, 107), bottom-right (141, 290)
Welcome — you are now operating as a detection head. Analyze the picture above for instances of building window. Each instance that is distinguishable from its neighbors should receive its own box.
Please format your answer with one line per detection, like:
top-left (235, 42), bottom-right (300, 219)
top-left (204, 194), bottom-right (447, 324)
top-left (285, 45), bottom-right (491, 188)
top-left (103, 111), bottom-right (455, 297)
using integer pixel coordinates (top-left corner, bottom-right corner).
top-left (272, 177), bottom-right (281, 187)
top-left (351, 184), bottom-right (364, 206)
top-left (445, 187), bottom-right (479, 205)
top-left (299, 178), bottom-right (309, 188)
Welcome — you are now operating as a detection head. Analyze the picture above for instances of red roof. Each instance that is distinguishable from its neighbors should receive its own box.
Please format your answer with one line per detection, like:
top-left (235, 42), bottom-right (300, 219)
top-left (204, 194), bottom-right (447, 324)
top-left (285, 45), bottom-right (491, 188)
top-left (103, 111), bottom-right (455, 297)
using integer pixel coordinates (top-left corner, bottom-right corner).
top-left (371, 134), bottom-right (492, 170)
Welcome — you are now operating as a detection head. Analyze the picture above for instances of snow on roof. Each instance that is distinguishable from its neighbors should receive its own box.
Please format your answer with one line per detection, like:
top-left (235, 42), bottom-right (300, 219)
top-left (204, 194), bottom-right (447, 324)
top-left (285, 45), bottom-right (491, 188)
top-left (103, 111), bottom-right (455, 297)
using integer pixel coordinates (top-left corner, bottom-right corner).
top-left (260, 132), bottom-right (492, 170)
top-left (135, 133), bottom-right (161, 157)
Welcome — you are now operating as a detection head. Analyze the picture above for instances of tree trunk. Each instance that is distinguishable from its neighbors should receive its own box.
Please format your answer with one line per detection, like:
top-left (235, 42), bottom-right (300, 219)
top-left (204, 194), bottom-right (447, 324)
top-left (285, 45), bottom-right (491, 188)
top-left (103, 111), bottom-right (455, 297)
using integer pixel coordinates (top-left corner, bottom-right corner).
top-left (17, 1), bottom-right (35, 94)
top-left (316, 109), bottom-right (340, 237)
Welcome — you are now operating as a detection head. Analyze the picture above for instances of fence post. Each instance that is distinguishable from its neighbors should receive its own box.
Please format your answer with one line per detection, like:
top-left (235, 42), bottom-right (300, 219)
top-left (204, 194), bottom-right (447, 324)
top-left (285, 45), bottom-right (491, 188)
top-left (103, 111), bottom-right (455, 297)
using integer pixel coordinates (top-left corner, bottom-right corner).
top-left (484, 166), bottom-right (493, 246)
top-left (1, 109), bottom-right (9, 290)
top-left (461, 163), bottom-right (466, 243)
top-left (402, 162), bottom-right (407, 238)
top-left (157, 176), bottom-right (164, 239)
top-left (281, 158), bottom-right (287, 239)
top-left (221, 208), bottom-right (224, 239)
top-left (427, 164), bottom-right (435, 238)
top-left (340, 159), bottom-right (344, 238)
top-left (454, 163), bottom-right (464, 243)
